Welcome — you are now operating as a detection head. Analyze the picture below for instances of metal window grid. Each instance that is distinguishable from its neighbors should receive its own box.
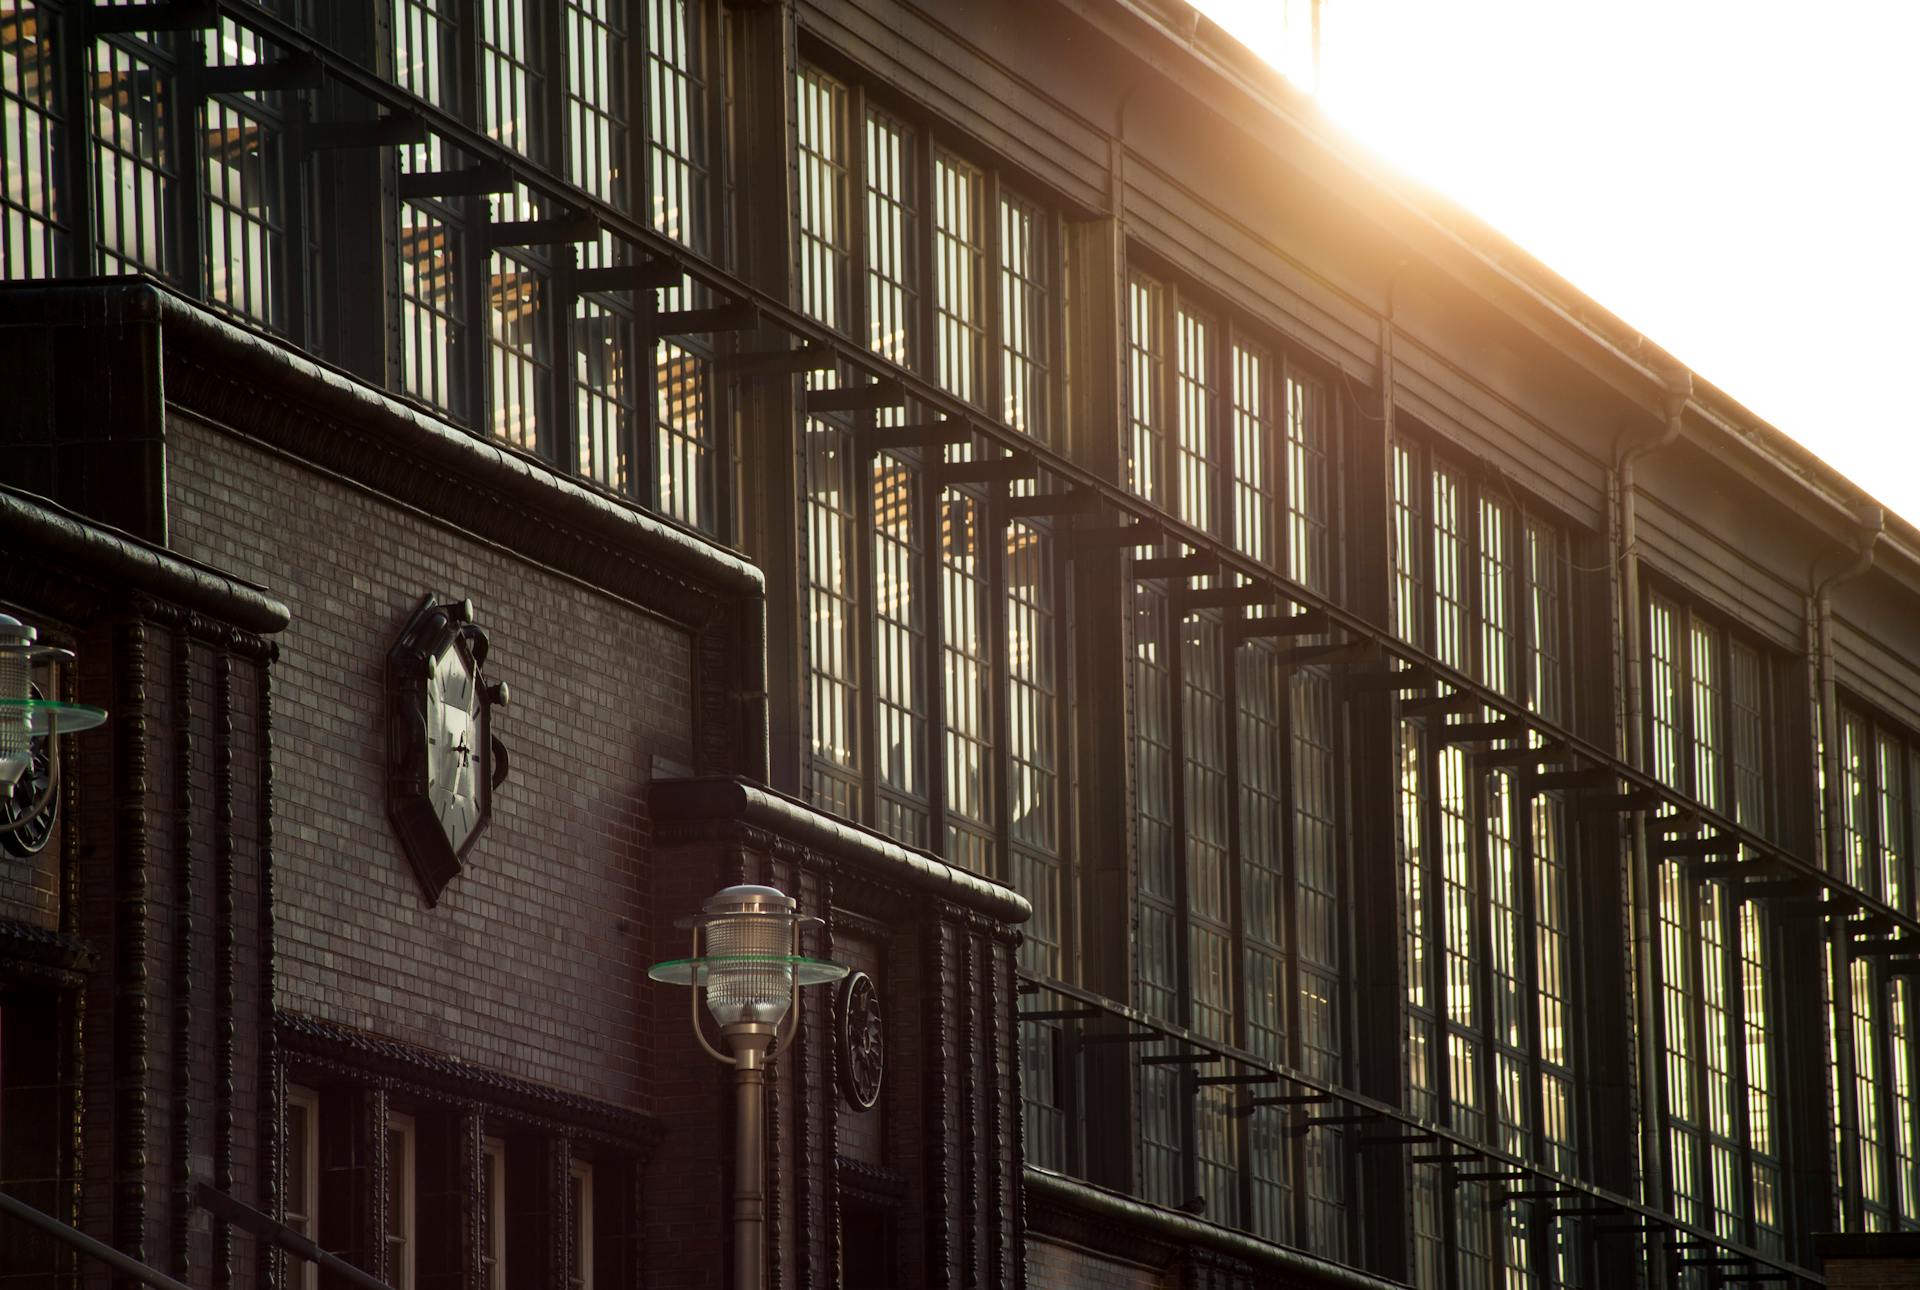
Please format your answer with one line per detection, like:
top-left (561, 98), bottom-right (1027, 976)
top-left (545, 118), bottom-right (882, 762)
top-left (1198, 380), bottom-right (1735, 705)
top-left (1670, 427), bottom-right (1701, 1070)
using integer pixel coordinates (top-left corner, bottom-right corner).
top-left (1, 2), bottom-right (67, 277)
top-left (1174, 305), bottom-right (1215, 536)
top-left (997, 188), bottom-right (1048, 443)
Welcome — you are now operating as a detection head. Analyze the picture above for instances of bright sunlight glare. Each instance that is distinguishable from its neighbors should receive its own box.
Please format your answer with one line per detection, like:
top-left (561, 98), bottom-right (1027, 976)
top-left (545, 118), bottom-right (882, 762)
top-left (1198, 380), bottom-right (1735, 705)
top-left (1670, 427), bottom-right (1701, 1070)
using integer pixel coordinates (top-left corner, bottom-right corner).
top-left (1194, 0), bottom-right (1920, 527)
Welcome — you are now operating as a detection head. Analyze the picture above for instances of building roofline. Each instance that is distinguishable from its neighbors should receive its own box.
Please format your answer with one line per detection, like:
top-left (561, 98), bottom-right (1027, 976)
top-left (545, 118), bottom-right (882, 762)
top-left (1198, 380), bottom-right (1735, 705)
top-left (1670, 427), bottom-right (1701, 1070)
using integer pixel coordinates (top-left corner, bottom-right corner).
top-left (1076, 0), bottom-right (1916, 563)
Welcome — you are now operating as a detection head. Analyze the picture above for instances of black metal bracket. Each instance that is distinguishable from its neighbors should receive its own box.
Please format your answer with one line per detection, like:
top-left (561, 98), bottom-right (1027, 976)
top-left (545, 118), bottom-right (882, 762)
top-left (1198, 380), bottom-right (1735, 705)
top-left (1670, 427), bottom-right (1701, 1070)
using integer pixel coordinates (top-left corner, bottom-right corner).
top-left (804, 378), bottom-right (906, 414)
top-left (306, 112), bottom-right (428, 151)
top-left (1234, 610), bottom-right (1328, 640)
top-left (486, 213), bottom-right (600, 249)
top-left (203, 54), bottom-right (323, 95)
top-left (653, 300), bottom-right (761, 339)
top-left (1134, 553), bottom-right (1216, 580)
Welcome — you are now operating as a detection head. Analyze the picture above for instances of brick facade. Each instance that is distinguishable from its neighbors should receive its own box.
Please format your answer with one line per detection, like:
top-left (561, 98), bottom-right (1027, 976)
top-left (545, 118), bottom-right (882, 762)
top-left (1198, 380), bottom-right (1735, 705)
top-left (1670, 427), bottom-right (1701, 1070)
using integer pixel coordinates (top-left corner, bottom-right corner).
top-left (166, 413), bottom-right (694, 1103)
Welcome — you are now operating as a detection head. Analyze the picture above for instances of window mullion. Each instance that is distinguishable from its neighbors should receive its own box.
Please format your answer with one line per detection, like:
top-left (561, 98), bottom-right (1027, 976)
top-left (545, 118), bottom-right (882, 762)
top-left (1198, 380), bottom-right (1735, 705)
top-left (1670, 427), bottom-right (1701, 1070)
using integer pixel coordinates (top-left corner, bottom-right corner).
top-left (848, 85), bottom-right (879, 825)
top-left (538, 0), bottom-right (569, 468)
top-left (916, 125), bottom-right (947, 851)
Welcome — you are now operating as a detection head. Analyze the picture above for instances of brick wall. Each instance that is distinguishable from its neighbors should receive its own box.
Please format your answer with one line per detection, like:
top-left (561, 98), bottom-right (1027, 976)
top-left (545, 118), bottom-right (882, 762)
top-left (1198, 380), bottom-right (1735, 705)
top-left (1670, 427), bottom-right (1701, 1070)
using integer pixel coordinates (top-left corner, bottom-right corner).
top-left (165, 413), bottom-right (695, 1106)
top-left (1028, 1237), bottom-right (1165, 1289)
top-left (1828, 1262), bottom-right (1920, 1290)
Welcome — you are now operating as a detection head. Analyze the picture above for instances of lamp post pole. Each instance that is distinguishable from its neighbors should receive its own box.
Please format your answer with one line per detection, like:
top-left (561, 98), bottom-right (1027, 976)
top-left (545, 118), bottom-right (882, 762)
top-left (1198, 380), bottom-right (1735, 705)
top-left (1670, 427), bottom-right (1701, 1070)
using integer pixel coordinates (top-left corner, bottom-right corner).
top-left (731, 1036), bottom-right (767, 1290)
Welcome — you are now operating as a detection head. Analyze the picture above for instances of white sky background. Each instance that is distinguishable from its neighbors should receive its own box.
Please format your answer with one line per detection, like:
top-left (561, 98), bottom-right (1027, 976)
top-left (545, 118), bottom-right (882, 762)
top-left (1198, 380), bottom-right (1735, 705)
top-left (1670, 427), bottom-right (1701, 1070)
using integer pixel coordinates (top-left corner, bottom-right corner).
top-left (1192, 0), bottom-right (1920, 526)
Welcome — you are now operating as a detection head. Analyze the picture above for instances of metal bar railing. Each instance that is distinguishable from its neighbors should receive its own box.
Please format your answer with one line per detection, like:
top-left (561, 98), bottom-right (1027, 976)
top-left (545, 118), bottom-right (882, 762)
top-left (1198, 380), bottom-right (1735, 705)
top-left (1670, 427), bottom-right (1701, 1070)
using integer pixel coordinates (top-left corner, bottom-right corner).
top-left (0, 1188), bottom-right (199, 1290)
top-left (197, 1182), bottom-right (397, 1290)
top-left (1016, 976), bottom-right (1824, 1286)
top-left (187, 0), bottom-right (1920, 952)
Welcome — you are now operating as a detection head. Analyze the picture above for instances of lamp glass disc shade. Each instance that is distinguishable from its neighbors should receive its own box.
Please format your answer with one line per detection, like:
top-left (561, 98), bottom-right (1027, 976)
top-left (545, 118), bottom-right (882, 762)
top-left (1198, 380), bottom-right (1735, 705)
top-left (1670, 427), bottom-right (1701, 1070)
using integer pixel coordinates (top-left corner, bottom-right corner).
top-left (0, 699), bottom-right (108, 734)
top-left (646, 955), bottom-right (849, 987)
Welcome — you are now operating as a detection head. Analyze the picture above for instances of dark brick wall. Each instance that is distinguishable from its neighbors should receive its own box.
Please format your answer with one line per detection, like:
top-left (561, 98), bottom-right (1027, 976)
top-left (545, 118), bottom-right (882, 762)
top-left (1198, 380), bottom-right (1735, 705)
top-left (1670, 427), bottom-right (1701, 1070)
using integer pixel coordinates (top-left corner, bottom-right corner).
top-left (1028, 1237), bottom-right (1165, 1289)
top-left (164, 413), bottom-right (696, 1107)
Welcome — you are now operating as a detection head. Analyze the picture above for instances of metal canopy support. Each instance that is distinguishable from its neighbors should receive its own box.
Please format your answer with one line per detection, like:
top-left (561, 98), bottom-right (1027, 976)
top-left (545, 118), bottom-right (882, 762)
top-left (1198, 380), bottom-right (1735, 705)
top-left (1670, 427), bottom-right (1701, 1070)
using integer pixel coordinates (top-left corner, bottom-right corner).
top-left (1346, 666), bottom-right (1434, 695)
top-left (1401, 691), bottom-right (1480, 718)
top-left (865, 420), bottom-right (971, 451)
top-left (202, 55), bottom-right (322, 94)
top-left (1178, 583), bottom-right (1270, 610)
top-left (802, 377), bottom-right (905, 413)
top-left (1133, 553), bottom-right (1216, 580)
top-left (931, 456), bottom-right (1034, 487)
top-left (1005, 490), bottom-right (1102, 519)
top-left (86, 1), bottom-right (215, 33)
top-left (305, 112), bottom-right (427, 151)
top-left (719, 340), bottom-right (838, 375)
top-left (572, 259), bottom-right (685, 294)
top-left (1073, 521), bottom-right (1164, 549)
top-left (1233, 609), bottom-right (1329, 640)
top-left (486, 213), bottom-right (600, 249)
top-left (1437, 717), bottom-right (1526, 745)
top-left (650, 300), bottom-right (762, 339)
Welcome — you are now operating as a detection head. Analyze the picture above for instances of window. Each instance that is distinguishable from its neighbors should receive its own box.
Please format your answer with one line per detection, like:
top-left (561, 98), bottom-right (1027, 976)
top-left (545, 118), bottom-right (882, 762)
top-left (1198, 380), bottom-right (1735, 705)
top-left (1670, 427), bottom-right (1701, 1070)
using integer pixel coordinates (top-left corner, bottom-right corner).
top-left (1647, 592), bottom-right (1783, 1255)
top-left (2, 2), bottom-right (67, 278)
top-left (1837, 706), bottom-right (1920, 1231)
top-left (394, 0), bottom-right (466, 418)
top-left (792, 63), bottom-right (1065, 893)
top-left (286, 1088), bottom-right (320, 1290)
top-left (568, 1159), bottom-right (594, 1290)
top-left (482, 1137), bottom-right (506, 1290)
top-left (0, 990), bottom-right (72, 1279)
top-left (202, 19), bottom-right (287, 329)
top-left (1126, 264), bottom-right (1347, 1251)
top-left (644, 0), bottom-right (716, 532)
top-left (389, 0), bottom-right (717, 523)
top-left (386, 1113), bottom-right (416, 1290)
top-left (1392, 433), bottom-right (1579, 1284)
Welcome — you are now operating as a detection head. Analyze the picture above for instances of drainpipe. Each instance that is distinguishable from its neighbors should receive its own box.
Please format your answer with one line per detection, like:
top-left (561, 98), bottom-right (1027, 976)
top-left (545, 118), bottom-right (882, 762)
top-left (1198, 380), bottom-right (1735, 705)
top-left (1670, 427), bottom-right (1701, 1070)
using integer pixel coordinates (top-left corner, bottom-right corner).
top-left (1812, 506), bottom-right (1884, 876)
top-left (1809, 502), bottom-right (1883, 1231)
top-left (1614, 366), bottom-right (1690, 1252)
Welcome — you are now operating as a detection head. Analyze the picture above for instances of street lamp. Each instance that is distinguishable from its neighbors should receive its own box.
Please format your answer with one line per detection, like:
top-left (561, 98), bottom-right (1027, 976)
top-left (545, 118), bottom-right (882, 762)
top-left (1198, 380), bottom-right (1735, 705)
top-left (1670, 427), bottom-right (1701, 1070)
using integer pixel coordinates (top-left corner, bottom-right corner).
top-left (0, 614), bottom-right (107, 840)
top-left (646, 884), bottom-right (847, 1290)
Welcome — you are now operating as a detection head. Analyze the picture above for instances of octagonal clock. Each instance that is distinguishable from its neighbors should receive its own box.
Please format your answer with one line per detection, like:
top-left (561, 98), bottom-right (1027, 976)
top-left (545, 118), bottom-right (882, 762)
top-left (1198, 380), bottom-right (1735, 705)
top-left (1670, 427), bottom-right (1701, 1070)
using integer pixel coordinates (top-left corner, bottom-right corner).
top-left (387, 595), bottom-right (510, 905)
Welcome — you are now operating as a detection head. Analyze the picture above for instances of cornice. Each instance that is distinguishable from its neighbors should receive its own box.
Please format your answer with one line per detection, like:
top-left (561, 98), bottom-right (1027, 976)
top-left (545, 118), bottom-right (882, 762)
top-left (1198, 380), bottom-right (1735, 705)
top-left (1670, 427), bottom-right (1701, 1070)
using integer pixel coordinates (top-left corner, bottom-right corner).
top-left (0, 485), bottom-right (290, 636)
top-left (156, 306), bottom-right (756, 630)
top-left (650, 775), bottom-right (1033, 926)
top-left (275, 1011), bottom-right (662, 1150)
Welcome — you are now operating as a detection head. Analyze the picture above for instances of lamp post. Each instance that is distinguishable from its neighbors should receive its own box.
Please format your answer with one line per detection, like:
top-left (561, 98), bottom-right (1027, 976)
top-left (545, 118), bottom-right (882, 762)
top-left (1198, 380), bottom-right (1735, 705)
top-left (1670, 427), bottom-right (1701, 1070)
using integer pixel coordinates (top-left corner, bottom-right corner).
top-left (0, 614), bottom-right (107, 837)
top-left (647, 884), bottom-right (847, 1290)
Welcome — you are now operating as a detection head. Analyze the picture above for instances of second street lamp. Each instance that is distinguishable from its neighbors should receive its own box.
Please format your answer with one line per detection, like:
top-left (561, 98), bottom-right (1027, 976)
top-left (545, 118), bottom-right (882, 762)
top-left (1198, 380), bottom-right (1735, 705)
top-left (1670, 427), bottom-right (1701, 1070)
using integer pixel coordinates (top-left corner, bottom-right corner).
top-left (647, 884), bottom-right (847, 1290)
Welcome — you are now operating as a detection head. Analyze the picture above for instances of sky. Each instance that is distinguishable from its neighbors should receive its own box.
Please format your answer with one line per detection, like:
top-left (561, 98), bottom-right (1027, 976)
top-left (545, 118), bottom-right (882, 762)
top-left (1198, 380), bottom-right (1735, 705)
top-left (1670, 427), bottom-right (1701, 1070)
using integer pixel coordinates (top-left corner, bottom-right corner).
top-left (1191, 0), bottom-right (1920, 528)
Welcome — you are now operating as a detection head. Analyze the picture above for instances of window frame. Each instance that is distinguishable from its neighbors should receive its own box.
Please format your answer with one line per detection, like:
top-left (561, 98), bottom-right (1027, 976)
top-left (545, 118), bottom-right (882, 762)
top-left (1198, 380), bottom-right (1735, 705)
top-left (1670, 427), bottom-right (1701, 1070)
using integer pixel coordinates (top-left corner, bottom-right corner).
top-left (1123, 253), bottom-right (1355, 1251)
top-left (285, 1085), bottom-right (321, 1290)
top-left (1836, 700), bottom-right (1920, 1231)
top-left (1391, 427), bottom-right (1585, 1281)
top-left (385, 1111), bottom-right (417, 1290)
top-left (1643, 585), bottom-right (1787, 1254)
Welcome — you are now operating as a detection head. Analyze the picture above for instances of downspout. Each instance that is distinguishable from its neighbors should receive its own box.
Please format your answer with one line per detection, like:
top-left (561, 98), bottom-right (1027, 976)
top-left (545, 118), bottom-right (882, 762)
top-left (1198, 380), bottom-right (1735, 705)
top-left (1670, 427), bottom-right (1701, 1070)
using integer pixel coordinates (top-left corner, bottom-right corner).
top-left (1809, 503), bottom-right (1884, 1231)
top-left (1813, 507), bottom-right (1884, 875)
top-left (1615, 366), bottom-right (1691, 1250)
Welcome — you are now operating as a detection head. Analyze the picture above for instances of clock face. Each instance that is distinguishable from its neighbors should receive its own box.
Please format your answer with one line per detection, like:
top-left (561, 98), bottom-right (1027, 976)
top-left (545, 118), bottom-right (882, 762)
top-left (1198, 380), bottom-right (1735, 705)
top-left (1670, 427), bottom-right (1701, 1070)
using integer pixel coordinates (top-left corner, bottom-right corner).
top-left (387, 595), bottom-right (506, 906)
top-left (426, 642), bottom-right (483, 854)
